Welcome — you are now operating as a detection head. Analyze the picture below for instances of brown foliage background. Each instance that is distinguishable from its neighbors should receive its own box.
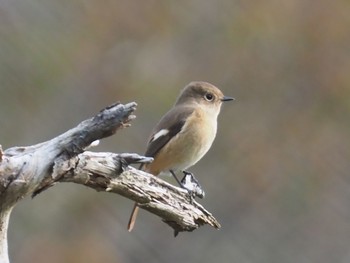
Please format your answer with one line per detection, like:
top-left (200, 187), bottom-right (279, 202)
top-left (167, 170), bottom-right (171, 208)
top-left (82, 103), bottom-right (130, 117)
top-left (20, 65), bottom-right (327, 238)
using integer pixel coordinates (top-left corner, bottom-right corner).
top-left (1, 1), bottom-right (350, 262)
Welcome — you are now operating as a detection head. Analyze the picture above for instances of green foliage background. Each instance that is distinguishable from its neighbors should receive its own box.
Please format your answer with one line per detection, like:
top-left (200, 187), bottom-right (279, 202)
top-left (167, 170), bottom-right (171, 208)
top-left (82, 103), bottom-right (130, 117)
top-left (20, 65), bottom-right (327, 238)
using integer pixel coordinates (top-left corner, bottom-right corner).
top-left (1, 1), bottom-right (350, 262)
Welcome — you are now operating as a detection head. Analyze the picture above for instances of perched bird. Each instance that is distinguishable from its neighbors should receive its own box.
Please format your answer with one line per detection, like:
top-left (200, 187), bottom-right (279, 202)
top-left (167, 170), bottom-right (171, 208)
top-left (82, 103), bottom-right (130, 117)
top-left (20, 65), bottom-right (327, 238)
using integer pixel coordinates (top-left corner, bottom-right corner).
top-left (128, 81), bottom-right (233, 231)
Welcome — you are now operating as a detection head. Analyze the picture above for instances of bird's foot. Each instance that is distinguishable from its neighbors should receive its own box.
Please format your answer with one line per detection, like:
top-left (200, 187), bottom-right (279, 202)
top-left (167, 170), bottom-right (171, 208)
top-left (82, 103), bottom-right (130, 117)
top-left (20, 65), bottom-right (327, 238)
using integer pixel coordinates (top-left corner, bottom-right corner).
top-left (181, 171), bottom-right (205, 201)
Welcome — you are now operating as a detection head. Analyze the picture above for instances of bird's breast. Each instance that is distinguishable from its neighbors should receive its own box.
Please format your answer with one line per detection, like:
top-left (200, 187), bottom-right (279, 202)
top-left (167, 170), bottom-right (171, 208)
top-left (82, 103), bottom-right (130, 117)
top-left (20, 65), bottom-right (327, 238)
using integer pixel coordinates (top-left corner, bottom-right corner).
top-left (175, 108), bottom-right (218, 169)
top-left (146, 107), bottom-right (218, 175)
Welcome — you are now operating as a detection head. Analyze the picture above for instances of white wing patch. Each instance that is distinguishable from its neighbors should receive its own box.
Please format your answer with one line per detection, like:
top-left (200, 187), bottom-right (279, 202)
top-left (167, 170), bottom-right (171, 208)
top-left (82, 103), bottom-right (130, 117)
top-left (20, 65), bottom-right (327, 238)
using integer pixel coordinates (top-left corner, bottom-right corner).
top-left (151, 129), bottom-right (169, 142)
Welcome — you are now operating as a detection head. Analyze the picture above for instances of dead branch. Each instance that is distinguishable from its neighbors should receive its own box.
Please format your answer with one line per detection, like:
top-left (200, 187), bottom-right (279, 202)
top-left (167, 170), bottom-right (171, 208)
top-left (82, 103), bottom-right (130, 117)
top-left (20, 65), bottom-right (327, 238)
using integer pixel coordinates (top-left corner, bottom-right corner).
top-left (0, 102), bottom-right (220, 263)
top-left (55, 151), bottom-right (221, 235)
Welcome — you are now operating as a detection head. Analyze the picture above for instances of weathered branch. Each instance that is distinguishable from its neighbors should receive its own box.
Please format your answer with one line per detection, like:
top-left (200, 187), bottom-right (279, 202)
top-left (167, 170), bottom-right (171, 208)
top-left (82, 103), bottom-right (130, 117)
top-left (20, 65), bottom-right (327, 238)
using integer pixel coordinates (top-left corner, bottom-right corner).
top-left (1, 102), bottom-right (137, 208)
top-left (55, 151), bottom-right (220, 235)
top-left (0, 102), bottom-right (221, 263)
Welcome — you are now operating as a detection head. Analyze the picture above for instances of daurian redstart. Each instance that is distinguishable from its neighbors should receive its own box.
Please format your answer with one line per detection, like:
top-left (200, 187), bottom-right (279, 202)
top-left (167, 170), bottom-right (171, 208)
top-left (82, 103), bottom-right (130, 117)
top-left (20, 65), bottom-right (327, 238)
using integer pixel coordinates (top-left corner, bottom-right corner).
top-left (128, 81), bottom-right (233, 231)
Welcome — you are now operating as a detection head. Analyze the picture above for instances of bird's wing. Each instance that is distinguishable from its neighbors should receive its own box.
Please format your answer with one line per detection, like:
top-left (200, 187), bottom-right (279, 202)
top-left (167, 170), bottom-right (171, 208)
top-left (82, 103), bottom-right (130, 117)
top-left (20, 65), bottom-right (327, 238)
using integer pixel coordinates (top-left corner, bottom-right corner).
top-left (144, 106), bottom-right (195, 158)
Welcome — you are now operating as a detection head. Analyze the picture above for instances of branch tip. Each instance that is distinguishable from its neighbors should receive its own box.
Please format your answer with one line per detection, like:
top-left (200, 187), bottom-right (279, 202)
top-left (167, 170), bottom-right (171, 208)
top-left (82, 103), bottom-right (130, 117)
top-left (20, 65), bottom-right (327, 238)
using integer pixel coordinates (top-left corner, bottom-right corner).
top-left (103, 102), bottom-right (120, 111)
top-left (119, 153), bottom-right (153, 165)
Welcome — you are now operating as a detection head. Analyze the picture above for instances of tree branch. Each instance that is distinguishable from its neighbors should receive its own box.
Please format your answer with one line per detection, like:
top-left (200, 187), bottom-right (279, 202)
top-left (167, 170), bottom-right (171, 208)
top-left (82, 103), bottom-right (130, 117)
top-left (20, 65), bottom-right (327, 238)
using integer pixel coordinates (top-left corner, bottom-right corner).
top-left (0, 102), bottom-right (221, 262)
top-left (55, 151), bottom-right (221, 235)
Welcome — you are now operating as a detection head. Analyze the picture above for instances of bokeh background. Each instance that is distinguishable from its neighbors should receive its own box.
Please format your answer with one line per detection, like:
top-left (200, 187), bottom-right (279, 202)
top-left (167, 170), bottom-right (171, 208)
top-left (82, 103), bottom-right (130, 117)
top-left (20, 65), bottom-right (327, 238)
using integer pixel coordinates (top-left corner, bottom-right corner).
top-left (1, 0), bottom-right (350, 262)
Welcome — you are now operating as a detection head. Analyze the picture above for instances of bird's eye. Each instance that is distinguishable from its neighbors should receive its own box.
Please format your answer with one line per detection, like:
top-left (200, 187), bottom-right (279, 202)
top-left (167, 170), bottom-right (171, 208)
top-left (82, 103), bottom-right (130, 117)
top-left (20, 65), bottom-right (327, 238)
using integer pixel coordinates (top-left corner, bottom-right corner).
top-left (204, 93), bottom-right (214, 101)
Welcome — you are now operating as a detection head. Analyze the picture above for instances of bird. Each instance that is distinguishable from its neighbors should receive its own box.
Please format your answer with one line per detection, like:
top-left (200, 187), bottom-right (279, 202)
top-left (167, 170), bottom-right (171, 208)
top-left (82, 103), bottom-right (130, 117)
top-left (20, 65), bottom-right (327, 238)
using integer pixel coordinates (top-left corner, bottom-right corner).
top-left (127, 81), bottom-right (234, 231)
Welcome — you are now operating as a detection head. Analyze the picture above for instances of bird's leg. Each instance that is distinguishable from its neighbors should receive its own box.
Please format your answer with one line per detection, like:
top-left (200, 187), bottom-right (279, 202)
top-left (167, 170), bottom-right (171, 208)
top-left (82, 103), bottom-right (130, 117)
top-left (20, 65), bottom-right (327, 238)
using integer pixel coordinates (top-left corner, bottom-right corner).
top-left (169, 170), bottom-right (205, 201)
top-left (181, 171), bottom-right (205, 200)
top-left (169, 169), bottom-right (184, 188)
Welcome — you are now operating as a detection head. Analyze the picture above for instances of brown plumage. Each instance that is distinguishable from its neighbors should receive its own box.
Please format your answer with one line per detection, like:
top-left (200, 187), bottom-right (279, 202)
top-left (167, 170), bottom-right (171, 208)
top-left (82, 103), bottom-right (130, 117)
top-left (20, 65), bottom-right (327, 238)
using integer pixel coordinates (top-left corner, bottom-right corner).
top-left (128, 81), bottom-right (233, 231)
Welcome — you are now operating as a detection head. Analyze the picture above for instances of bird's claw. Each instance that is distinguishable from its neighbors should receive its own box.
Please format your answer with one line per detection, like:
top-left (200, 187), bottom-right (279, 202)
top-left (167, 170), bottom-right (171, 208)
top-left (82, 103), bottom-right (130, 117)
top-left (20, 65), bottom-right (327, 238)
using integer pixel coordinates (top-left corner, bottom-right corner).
top-left (181, 171), bottom-right (205, 201)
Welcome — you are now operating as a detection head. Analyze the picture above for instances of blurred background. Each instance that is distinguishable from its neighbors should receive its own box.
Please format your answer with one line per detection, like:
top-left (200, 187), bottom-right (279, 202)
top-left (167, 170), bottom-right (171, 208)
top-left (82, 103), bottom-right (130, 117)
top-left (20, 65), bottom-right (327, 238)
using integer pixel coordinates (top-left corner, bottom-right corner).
top-left (1, 0), bottom-right (350, 262)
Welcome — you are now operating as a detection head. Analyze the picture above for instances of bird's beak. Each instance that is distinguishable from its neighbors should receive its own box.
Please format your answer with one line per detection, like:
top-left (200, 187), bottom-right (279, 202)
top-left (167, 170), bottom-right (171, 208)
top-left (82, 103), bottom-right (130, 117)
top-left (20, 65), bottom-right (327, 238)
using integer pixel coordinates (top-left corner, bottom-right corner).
top-left (221, 96), bottom-right (235, 102)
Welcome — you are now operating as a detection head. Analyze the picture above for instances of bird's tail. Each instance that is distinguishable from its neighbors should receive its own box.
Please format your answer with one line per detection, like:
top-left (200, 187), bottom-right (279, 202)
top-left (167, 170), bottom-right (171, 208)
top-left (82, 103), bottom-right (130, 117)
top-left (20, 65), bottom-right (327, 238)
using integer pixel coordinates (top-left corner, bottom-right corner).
top-left (127, 163), bottom-right (148, 232)
top-left (127, 203), bottom-right (139, 232)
